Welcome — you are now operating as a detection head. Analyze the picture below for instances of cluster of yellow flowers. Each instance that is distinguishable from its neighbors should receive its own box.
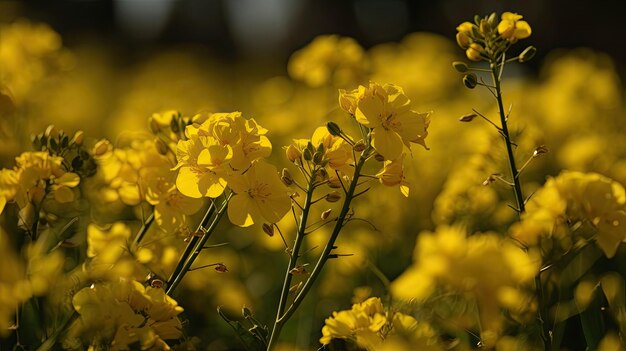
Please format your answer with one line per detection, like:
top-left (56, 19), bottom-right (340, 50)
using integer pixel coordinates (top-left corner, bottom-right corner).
top-left (65, 279), bottom-right (183, 350)
top-left (512, 171), bottom-right (626, 258)
top-left (456, 12), bottom-right (531, 61)
top-left (390, 226), bottom-right (540, 348)
top-left (319, 297), bottom-right (443, 350)
top-left (288, 35), bottom-right (368, 88)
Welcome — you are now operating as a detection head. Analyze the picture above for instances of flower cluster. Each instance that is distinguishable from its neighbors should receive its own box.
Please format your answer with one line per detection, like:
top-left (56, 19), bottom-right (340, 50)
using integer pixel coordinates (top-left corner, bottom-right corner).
top-left (391, 226), bottom-right (540, 347)
top-left (320, 297), bottom-right (443, 350)
top-left (456, 12), bottom-right (531, 61)
top-left (511, 171), bottom-right (626, 258)
top-left (288, 34), bottom-right (368, 88)
top-left (66, 279), bottom-right (184, 350)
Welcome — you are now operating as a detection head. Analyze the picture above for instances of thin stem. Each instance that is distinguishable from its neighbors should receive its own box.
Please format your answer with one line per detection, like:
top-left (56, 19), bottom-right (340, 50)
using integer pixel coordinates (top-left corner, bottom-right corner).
top-left (491, 64), bottom-right (551, 350)
top-left (166, 197), bottom-right (227, 295)
top-left (267, 148), bottom-right (370, 350)
top-left (268, 175), bottom-right (316, 349)
top-left (132, 212), bottom-right (155, 247)
top-left (166, 202), bottom-right (216, 288)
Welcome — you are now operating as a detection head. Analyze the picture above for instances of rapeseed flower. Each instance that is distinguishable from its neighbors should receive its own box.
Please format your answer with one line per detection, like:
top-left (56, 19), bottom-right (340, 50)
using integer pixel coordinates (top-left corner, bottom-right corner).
top-left (227, 161), bottom-right (290, 227)
top-left (339, 82), bottom-right (430, 160)
top-left (498, 12), bottom-right (532, 41)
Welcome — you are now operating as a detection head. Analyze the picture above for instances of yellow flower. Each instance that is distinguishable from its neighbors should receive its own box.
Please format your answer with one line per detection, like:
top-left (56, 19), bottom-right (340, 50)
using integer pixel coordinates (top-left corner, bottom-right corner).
top-left (376, 155), bottom-right (410, 197)
top-left (70, 279), bottom-right (183, 350)
top-left (342, 82), bottom-right (430, 160)
top-left (320, 297), bottom-right (387, 349)
top-left (288, 34), bottom-right (367, 87)
top-left (227, 161), bottom-right (291, 227)
top-left (174, 134), bottom-right (232, 198)
top-left (456, 21), bottom-right (475, 48)
top-left (0, 168), bottom-right (19, 214)
top-left (311, 126), bottom-right (354, 174)
top-left (497, 12), bottom-right (531, 40)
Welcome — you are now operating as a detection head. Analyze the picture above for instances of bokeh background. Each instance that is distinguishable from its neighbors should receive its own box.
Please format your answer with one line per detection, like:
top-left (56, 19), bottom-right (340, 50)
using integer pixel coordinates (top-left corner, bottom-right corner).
top-left (2, 0), bottom-right (626, 350)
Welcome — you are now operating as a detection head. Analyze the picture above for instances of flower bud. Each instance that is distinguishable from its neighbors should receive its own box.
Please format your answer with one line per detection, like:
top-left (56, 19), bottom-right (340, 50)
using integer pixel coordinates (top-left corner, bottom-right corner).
top-left (463, 73), bottom-right (478, 89)
top-left (479, 19), bottom-right (490, 35)
top-left (465, 43), bottom-right (484, 61)
top-left (262, 223), bottom-right (274, 237)
top-left (321, 209), bottom-right (332, 220)
top-left (452, 61), bottom-right (468, 73)
top-left (374, 154), bottom-right (385, 162)
top-left (325, 191), bottom-right (341, 203)
top-left (70, 130), bottom-right (84, 146)
top-left (149, 117), bottom-right (160, 134)
top-left (313, 150), bottom-right (324, 165)
top-left (286, 144), bottom-right (302, 163)
top-left (328, 177), bottom-right (342, 189)
top-left (155, 138), bottom-right (169, 155)
top-left (353, 140), bottom-right (366, 152)
top-left (459, 113), bottom-right (477, 122)
top-left (44, 125), bottom-right (58, 138)
top-left (533, 145), bottom-right (548, 157)
top-left (214, 263), bottom-right (228, 273)
top-left (518, 46), bottom-right (537, 63)
top-left (150, 279), bottom-right (164, 288)
top-left (303, 148), bottom-right (313, 161)
top-left (92, 139), bottom-right (111, 157)
top-left (326, 121), bottom-right (342, 136)
top-left (281, 168), bottom-right (294, 186)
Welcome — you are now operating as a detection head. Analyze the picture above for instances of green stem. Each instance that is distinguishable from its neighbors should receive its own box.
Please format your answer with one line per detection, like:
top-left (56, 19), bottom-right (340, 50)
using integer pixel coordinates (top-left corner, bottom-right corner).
top-left (166, 196), bottom-right (229, 295)
top-left (165, 202), bottom-right (216, 288)
top-left (491, 65), bottom-right (550, 350)
top-left (267, 149), bottom-right (369, 350)
top-left (132, 212), bottom-right (155, 247)
top-left (267, 175), bottom-right (316, 348)
top-left (36, 311), bottom-right (79, 351)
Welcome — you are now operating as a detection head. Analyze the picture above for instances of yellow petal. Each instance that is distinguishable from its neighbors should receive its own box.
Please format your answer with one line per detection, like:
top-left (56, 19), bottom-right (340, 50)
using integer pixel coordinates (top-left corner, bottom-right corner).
top-left (54, 186), bottom-right (75, 203)
top-left (176, 167), bottom-right (202, 198)
top-left (371, 128), bottom-right (403, 160)
top-left (227, 194), bottom-right (255, 227)
top-left (355, 95), bottom-right (383, 127)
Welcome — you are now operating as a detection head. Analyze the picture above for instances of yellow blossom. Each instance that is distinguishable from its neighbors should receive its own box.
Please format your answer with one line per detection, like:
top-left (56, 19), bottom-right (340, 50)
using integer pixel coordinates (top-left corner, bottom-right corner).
top-left (376, 155), bottom-right (410, 197)
top-left (497, 12), bottom-right (532, 40)
top-left (227, 161), bottom-right (291, 227)
top-left (340, 82), bottom-right (430, 160)
top-left (456, 21), bottom-right (475, 48)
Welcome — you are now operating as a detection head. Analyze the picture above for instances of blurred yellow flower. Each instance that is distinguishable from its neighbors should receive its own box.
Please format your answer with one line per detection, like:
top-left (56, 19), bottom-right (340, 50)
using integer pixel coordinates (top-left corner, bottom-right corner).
top-left (227, 161), bottom-right (290, 227)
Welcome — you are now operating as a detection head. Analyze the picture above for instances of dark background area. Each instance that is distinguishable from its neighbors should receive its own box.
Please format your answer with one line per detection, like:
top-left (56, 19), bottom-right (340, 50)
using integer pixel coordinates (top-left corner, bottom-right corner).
top-left (3, 0), bottom-right (626, 78)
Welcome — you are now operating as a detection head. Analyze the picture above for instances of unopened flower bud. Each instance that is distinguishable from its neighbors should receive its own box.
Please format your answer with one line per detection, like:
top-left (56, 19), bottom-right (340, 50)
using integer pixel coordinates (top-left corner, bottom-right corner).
top-left (44, 125), bottom-right (58, 138)
top-left (326, 121), bottom-right (342, 137)
top-left (289, 264), bottom-right (308, 275)
top-left (281, 168), bottom-right (294, 186)
top-left (328, 177), bottom-right (342, 189)
top-left (92, 139), bottom-right (111, 157)
top-left (286, 145), bottom-right (302, 163)
top-left (325, 191), bottom-right (341, 203)
top-left (479, 19), bottom-right (490, 35)
top-left (155, 138), bottom-right (169, 155)
top-left (519, 46), bottom-right (537, 63)
top-left (463, 73), bottom-right (478, 89)
top-left (482, 174), bottom-right (498, 186)
top-left (466, 43), bottom-right (484, 62)
top-left (321, 209), bottom-right (332, 220)
top-left (149, 117), bottom-right (161, 134)
top-left (313, 150), bottom-right (324, 165)
top-left (533, 145), bottom-right (548, 157)
top-left (303, 148), bottom-right (313, 161)
top-left (452, 61), bottom-right (468, 73)
top-left (70, 130), bottom-right (84, 146)
top-left (215, 263), bottom-right (228, 273)
top-left (374, 154), bottom-right (385, 162)
top-left (459, 113), bottom-right (477, 122)
top-left (262, 223), bottom-right (274, 237)
top-left (353, 140), bottom-right (366, 152)
top-left (151, 279), bottom-right (164, 288)
top-left (487, 12), bottom-right (497, 27)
